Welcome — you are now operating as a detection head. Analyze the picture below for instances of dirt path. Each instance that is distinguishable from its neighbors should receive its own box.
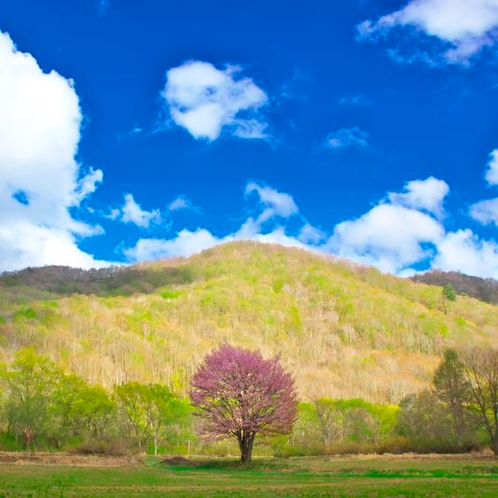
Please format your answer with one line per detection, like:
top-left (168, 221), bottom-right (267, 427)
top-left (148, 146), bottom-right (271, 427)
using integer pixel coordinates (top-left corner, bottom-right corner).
top-left (0, 451), bottom-right (144, 467)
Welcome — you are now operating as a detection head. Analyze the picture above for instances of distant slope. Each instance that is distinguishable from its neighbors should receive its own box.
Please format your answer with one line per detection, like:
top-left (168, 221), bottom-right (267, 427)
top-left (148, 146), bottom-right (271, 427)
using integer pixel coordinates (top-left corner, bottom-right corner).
top-left (0, 263), bottom-right (194, 298)
top-left (1, 242), bottom-right (497, 404)
top-left (411, 270), bottom-right (498, 305)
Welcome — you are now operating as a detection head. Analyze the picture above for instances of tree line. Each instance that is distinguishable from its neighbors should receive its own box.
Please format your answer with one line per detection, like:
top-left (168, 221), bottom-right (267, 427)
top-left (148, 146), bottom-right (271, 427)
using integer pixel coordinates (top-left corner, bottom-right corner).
top-left (0, 345), bottom-right (497, 460)
top-left (0, 348), bottom-right (192, 455)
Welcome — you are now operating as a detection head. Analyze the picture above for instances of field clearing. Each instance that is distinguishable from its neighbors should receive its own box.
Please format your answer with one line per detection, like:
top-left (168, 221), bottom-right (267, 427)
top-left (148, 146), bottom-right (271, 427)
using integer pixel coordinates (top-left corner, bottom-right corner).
top-left (0, 453), bottom-right (497, 497)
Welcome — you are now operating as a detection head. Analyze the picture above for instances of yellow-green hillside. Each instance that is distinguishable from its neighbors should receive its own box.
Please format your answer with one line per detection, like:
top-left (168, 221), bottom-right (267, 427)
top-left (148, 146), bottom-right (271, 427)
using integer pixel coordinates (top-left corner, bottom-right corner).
top-left (1, 241), bottom-right (496, 403)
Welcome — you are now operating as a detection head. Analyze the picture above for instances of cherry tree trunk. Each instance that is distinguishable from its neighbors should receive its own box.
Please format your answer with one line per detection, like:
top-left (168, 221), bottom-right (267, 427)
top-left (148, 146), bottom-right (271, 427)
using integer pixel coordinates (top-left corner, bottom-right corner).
top-left (238, 432), bottom-right (256, 463)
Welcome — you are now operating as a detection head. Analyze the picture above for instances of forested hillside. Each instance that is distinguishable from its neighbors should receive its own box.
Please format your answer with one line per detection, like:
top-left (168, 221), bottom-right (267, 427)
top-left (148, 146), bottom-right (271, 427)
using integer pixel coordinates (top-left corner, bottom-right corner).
top-left (411, 270), bottom-right (498, 305)
top-left (1, 242), bottom-right (497, 404)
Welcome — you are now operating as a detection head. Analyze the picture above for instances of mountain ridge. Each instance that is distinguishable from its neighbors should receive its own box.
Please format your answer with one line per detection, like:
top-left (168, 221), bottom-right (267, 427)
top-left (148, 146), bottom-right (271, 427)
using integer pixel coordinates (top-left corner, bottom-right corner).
top-left (410, 270), bottom-right (498, 305)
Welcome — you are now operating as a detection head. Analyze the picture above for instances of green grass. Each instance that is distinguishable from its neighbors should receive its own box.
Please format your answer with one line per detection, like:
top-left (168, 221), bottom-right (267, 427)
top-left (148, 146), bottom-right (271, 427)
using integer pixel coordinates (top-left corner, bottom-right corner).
top-left (0, 455), bottom-right (497, 497)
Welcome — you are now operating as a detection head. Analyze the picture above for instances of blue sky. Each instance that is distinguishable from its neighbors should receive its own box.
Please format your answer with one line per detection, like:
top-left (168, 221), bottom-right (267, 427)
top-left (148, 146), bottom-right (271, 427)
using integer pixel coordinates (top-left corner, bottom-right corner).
top-left (3, 0), bottom-right (498, 277)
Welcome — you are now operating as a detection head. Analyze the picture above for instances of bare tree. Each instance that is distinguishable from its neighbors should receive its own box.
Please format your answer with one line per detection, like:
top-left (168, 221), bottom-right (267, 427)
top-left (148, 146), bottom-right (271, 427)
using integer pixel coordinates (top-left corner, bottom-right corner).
top-left (432, 348), bottom-right (474, 448)
top-left (461, 347), bottom-right (498, 455)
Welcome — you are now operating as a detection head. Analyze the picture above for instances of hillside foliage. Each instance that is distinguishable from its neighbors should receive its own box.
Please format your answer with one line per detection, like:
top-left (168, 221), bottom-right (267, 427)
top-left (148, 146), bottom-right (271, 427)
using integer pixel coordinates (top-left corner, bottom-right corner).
top-left (1, 242), bottom-right (498, 404)
top-left (411, 270), bottom-right (498, 305)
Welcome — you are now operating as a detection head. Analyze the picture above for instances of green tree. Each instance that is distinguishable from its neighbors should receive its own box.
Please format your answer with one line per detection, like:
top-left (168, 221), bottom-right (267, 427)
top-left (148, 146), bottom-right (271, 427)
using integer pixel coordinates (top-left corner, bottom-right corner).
top-left (442, 284), bottom-right (457, 302)
top-left (0, 349), bottom-right (117, 450)
top-left (287, 403), bottom-right (322, 455)
top-left (0, 348), bottom-right (62, 449)
top-left (314, 399), bottom-right (348, 450)
top-left (71, 385), bottom-right (115, 440)
top-left (50, 373), bottom-right (88, 446)
top-left (115, 382), bottom-right (190, 455)
top-left (315, 398), bottom-right (395, 450)
top-left (440, 284), bottom-right (457, 313)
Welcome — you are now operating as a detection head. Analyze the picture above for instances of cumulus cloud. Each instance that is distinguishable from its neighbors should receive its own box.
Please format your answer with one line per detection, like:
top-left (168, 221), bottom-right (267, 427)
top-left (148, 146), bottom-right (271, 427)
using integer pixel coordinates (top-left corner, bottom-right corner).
top-left (0, 224), bottom-right (103, 271)
top-left (168, 196), bottom-right (195, 211)
top-left (106, 194), bottom-right (199, 228)
top-left (123, 183), bottom-right (304, 262)
top-left (433, 229), bottom-right (498, 278)
top-left (122, 178), bottom-right (451, 274)
top-left (123, 177), bottom-right (450, 274)
top-left (326, 203), bottom-right (445, 274)
top-left (357, 0), bottom-right (498, 65)
top-left (469, 150), bottom-right (498, 226)
top-left (73, 168), bottom-right (104, 205)
top-left (245, 182), bottom-right (298, 223)
top-left (325, 127), bottom-right (369, 149)
top-left (120, 173), bottom-right (498, 279)
top-left (123, 225), bottom-right (310, 263)
top-left (123, 229), bottom-right (219, 261)
top-left (323, 176), bottom-right (449, 273)
top-left (163, 61), bottom-right (268, 141)
top-left (388, 176), bottom-right (449, 218)
top-left (470, 198), bottom-right (498, 226)
top-left (298, 223), bottom-right (327, 245)
top-left (327, 172), bottom-right (498, 278)
top-left (122, 178), bottom-right (450, 275)
top-left (484, 149), bottom-right (498, 185)
top-left (0, 32), bottom-right (106, 271)
top-left (120, 194), bottom-right (161, 228)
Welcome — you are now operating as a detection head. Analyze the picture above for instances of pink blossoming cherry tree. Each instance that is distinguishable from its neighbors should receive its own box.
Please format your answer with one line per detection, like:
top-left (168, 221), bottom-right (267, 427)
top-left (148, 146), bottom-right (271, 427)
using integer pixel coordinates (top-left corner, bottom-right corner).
top-left (190, 344), bottom-right (298, 462)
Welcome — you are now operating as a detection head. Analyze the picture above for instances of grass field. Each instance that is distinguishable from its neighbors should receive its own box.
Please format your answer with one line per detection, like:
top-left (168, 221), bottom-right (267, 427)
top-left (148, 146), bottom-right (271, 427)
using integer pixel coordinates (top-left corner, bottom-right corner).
top-left (0, 453), bottom-right (497, 497)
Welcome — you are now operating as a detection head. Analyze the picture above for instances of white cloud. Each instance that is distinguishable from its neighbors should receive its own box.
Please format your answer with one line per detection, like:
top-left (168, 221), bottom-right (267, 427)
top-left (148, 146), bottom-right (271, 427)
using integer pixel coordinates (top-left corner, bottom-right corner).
top-left (106, 208), bottom-right (121, 221)
top-left (241, 226), bottom-right (307, 249)
top-left (470, 198), bottom-right (498, 226)
top-left (388, 176), bottom-right (449, 217)
top-left (0, 223), bottom-right (103, 272)
top-left (245, 182), bottom-right (298, 223)
top-left (357, 0), bottom-right (498, 65)
top-left (298, 223), bottom-right (327, 245)
top-left (0, 32), bottom-right (106, 271)
top-left (122, 179), bottom-right (449, 275)
top-left (73, 168), bottom-right (104, 205)
top-left (124, 184), bottom-right (447, 274)
top-left (433, 229), bottom-right (498, 278)
top-left (323, 177), bottom-right (451, 273)
top-left (469, 150), bottom-right (498, 226)
top-left (120, 174), bottom-right (498, 279)
top-left (123, 224), bottom-right (310, 263)
top-left (326, 203), bottom-right (444, 274)
top-left (120, 194), bottom-right (161, 228)
top-left (123, 182), bottom-right (303, 262)
top-left (168, 196), bottom-right (193, 211)
top-left (107, 194), bottom-right (196, 228)
top-left (325, 127), bottom-right (369, 149)
top-left (123, 229), bottom-right (219, 261)
top-left (163, 61), bottom-right (268, 141)
top-left (230, 119), bottom-right (268, 140)
top-left (485, 149), bottom-right (498, 185)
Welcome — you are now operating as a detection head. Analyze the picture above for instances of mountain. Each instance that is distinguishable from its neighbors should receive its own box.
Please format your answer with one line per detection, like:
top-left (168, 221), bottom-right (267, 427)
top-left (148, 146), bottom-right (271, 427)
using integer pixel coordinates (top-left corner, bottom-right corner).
top-left (411, 270), bottom-right (498, 305)
top-left (1, 241), bottom-right (497, 404)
